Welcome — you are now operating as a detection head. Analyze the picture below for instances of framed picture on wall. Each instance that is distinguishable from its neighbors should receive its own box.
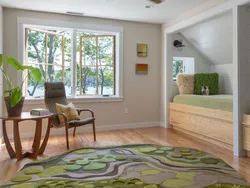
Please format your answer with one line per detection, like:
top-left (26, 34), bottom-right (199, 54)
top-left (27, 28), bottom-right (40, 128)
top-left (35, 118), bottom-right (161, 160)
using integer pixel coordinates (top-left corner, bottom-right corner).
top-left (136, 64), bottom-right (148, 75)
top-left (137, 44), bottom-right (147, 57)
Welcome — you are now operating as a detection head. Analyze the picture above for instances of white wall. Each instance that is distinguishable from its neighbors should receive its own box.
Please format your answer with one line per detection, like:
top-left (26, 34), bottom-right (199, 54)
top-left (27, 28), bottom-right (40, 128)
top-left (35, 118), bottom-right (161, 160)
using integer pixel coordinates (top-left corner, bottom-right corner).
top-left (179, 11), bottom-right (233, 94)
top-left (171, 33), bottom-right (211, 100)
top-left (3, 8), bottom-right (162, 137)
top-left (210, 64), bottom-right (233, 94)
top-left (180, 11), bottom-right (233, 65)
top-left (0, 6), bottom-right (3, 140)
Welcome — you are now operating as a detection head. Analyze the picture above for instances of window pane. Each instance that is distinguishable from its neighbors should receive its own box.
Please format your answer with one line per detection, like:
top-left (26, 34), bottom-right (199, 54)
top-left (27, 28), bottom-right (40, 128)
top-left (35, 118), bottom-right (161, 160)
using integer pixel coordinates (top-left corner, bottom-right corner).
top-left (80, 66), bottom-right (97, 95)
top-left (173, 61), bottom-right (183, 81)
top-left (25, 28), bottom-right (72, 97)
top-left (64, 66), bottom-right (72, 96)
top-left (27, 65), bottom-right (46, 97)
top-left (98, 36), bottom-right (114, 66)
top-left (81, 37), bottom-right (97, 66)
top-left (98, 66), bottom-right (114, 95)
top-left (47, 65), bottom-right (63, 82)
top-left (64, 32), bottom-right (72, 67)
top-left (27, 30), bottom-right (46, 64)
top-left (47, 33), bottom-right (62, 66)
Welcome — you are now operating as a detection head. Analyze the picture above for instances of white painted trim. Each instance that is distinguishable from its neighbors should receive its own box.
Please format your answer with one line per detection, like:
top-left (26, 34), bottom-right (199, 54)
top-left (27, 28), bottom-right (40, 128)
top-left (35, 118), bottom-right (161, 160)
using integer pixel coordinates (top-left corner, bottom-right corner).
top-left (17, 17), bottom-right (124, 99)
top-left (233, 6), bottom-right (241, 156)
top-left (17, 17), bottom-right (124, 33)
top-left (6, 122), bottom-right (161, 139)
top-left (24, 96), bottom-right (124, 105)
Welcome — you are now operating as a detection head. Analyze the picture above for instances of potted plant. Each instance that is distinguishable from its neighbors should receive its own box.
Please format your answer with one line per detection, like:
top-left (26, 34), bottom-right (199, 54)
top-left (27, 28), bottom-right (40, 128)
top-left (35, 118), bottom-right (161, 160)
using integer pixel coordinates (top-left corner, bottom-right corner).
top-left (0, 54), bottom-right (42, 116)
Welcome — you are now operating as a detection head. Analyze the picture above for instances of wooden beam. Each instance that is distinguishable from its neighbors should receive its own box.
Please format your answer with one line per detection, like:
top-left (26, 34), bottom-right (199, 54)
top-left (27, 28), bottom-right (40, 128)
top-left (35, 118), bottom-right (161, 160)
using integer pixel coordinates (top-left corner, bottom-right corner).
top-left (28, 28), bottom-right (64, 36)
top-left (79, 37), bottom-right (83, 95)
top-left (62, 35), bottom-right (65, 82)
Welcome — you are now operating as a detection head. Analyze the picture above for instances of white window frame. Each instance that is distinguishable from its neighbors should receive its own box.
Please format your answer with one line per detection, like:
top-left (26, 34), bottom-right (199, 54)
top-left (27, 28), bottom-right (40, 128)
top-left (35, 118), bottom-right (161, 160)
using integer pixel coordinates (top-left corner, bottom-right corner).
top-left (17, 17), bottom-right (124, 103)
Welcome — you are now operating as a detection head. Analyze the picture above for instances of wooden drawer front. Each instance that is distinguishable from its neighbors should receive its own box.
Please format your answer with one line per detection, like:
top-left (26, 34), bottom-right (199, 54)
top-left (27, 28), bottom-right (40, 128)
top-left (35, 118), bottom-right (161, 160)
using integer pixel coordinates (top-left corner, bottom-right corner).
top-left (170, 110), bottom-right (233, 145)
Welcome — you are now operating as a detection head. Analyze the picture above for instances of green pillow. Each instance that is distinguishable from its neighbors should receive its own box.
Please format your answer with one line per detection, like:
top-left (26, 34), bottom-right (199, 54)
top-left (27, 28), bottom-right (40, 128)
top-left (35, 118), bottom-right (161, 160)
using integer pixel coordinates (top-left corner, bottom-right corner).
top-left (194, 73), bottom-right (219, 95)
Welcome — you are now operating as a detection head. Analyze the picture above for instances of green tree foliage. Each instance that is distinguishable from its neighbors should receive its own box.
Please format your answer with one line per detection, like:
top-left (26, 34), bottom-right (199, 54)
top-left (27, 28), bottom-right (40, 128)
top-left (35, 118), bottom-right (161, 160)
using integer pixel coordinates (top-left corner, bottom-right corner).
top-left (27, 30), bottom-right (71, 96)
top-left (173, 61), bottom-right (183, 80)
top-left (28, 29), bottom-right (114, 96)
top-left (77, 32), bottom-right (114, 95)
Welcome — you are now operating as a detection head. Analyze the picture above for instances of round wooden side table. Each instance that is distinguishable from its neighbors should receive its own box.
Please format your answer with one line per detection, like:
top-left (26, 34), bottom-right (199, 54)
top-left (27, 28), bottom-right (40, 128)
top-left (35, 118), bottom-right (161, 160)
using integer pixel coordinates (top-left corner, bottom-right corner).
top-left (0, 112), bottom-right (52, 161)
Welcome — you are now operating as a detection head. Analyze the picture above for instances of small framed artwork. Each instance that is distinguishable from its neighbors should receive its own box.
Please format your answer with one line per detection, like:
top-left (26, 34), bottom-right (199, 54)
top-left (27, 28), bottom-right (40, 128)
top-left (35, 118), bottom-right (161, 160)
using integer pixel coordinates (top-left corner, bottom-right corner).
top-left (137, 44), bottom-right (147, 57)
top-left (136, 64), bottom-right (148, 75)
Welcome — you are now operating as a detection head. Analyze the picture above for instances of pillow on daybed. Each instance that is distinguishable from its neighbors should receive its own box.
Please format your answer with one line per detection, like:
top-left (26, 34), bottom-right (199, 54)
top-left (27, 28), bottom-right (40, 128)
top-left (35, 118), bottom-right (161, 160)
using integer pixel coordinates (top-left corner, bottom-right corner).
top-left (177, 74), bottom-right (194, 94)
top-left (194, 73), bottom-right (219, 95)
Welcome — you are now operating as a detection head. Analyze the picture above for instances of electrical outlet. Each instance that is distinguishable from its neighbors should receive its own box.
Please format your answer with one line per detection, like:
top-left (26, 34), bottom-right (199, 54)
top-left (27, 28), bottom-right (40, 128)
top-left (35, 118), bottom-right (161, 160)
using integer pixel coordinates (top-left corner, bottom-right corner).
top-left (125, 108), bottom-right (129, 114)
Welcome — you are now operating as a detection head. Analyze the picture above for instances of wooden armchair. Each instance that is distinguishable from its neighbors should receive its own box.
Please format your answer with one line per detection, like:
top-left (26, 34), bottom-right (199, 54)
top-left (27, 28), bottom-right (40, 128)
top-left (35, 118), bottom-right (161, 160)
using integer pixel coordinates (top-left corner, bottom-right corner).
top-left (44, 82), bottom-right (96, 149)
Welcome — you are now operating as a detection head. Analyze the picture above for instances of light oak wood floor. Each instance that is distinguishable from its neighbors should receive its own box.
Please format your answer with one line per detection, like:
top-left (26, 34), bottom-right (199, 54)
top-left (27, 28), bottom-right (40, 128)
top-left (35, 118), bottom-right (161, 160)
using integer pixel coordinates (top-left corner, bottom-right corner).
top-left (0, 127), bottom-right (250, 185)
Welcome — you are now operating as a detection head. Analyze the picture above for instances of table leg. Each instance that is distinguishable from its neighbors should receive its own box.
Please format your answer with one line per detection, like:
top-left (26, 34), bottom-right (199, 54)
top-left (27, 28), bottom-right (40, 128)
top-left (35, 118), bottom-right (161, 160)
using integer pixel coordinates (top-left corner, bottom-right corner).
top-left (2, 120), bottom-right (16, 158)
top-left (32, 119), bottom-right (42, 158)
top-left (39, 118), bottom-right (51, 155)
top-left (13, 121), bottom-right (23, 160)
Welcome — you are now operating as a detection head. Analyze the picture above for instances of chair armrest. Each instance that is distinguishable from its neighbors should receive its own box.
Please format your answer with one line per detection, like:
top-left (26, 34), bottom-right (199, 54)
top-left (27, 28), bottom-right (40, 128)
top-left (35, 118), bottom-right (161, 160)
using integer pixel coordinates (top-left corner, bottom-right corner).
top-left (76, 108), bottom-right (95, 117)
top-left (52, 112), bottom-right (68, 127)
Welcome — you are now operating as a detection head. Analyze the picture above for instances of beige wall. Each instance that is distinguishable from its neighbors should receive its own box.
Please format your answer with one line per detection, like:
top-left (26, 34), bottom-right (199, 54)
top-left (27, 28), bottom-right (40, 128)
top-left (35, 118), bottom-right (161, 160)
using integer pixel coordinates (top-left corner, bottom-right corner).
top-left (3, 8), bottom-right (162, 137)
top-left (0, 6), bottom-right (3, 139)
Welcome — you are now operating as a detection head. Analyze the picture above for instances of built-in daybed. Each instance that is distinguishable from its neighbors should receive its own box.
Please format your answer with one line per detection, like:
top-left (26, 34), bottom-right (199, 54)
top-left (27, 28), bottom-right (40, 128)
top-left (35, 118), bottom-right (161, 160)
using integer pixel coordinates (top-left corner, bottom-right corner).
top-left (170, 94), bottom-right (250, 156)
top-left (170, 94), bottom-right (234, 150)
top-left (170, 72), bottom-right (250, 155)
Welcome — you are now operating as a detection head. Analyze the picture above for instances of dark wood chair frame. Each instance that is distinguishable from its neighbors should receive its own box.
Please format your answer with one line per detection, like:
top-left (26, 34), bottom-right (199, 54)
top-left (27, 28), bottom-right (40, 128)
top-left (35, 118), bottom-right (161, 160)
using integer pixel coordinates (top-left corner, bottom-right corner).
top-left (53, 109), bottom-right (96, 149)
top-left (44, 82), bottom-right (96, 149)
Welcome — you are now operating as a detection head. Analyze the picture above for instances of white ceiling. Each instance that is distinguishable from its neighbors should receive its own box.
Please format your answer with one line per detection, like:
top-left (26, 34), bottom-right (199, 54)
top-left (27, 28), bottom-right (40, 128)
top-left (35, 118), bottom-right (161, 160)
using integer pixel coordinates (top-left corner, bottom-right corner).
top-left (0, 0), bottom-right (227, 23)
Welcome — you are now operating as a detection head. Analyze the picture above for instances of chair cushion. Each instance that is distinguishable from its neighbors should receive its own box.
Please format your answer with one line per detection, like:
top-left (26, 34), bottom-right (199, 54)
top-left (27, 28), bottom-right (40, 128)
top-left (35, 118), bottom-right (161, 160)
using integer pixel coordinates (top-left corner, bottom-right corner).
top-left (68, 117), bottom-right (95, 126)
top-left (56, 102), bottom-right (80, 124)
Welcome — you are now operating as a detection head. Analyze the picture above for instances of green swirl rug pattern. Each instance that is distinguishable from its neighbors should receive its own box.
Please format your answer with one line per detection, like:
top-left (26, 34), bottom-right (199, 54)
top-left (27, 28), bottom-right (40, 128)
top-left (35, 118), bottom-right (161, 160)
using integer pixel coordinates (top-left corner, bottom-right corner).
top-left (1, 144), bottom-right (249, 188)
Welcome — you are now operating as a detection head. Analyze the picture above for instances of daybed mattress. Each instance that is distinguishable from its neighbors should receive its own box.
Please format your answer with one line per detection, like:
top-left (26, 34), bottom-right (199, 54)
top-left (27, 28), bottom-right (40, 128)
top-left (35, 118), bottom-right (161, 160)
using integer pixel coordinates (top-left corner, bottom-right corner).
top-left (173, 94), bottom-right (233, 112)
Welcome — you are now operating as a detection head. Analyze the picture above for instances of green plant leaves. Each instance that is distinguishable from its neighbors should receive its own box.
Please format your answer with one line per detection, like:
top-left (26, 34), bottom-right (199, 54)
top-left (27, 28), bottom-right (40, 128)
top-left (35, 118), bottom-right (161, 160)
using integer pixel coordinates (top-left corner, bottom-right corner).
top-left (5, 56), bottom-right (24, 71)
top-left (0, 55), bottom-right (42, 107)
top-left (10, 87), bottom-right (23, 107)
top-left (24, 66), bottom-right (42, 82)
top-left (0, 54), bottom-right (3, 67)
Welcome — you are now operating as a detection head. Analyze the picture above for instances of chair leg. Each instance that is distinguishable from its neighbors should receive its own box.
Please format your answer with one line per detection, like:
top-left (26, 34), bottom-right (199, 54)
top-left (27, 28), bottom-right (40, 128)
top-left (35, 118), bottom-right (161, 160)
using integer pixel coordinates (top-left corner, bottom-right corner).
top-left (73, 127), bottom-right (76, 137)
top-left (93, 121), bottom-right (96, 141)
top-left (65, 126), bottom-right (69, 149)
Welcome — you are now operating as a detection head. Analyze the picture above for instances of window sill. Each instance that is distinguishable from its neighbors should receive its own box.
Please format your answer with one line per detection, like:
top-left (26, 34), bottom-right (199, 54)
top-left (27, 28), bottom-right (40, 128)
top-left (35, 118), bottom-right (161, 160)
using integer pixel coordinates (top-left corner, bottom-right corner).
top-left (24, 96), bottom-right (124, 105)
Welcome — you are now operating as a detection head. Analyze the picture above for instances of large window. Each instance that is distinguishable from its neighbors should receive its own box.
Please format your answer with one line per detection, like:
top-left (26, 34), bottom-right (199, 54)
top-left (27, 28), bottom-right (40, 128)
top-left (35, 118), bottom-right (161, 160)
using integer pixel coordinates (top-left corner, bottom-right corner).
top-left (77, 33), bottom-right (115, 96)
top-left (24, 25), bottom-right (118, 99)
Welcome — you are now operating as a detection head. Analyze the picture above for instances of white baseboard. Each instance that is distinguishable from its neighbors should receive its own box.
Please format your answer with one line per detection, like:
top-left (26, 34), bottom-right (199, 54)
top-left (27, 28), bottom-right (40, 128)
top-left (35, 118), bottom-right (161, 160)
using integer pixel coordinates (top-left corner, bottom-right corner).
top-left (7, 122), bottom-right (161, 139)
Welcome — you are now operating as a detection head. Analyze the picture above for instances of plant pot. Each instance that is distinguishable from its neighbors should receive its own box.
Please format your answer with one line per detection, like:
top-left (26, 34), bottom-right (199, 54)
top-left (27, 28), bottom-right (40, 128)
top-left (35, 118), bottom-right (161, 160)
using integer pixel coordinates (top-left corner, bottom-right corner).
top-left (4, 97), bottom-right (25, 117)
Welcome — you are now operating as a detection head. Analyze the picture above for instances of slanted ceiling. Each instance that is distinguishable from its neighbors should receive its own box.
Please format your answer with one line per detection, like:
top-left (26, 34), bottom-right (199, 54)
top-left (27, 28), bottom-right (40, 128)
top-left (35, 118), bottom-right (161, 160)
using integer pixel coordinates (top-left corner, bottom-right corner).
top-left (180, 11), bottom-right (233, 65)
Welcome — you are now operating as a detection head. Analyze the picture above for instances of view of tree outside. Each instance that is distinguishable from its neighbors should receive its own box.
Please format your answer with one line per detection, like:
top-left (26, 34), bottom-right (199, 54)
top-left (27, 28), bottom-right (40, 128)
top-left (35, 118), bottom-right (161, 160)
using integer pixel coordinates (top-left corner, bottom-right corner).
top-left (77, 32), bottom-right (114, 96)
top-left (26, 28), bottom-right (115, 97)
top-left (173, 60), bottom-right (183, 81)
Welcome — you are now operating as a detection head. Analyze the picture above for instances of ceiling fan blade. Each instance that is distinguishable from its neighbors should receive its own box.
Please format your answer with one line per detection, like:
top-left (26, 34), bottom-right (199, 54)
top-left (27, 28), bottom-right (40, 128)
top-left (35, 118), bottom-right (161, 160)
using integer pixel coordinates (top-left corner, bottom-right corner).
top-left (149, 0), bottom-right (165, 4)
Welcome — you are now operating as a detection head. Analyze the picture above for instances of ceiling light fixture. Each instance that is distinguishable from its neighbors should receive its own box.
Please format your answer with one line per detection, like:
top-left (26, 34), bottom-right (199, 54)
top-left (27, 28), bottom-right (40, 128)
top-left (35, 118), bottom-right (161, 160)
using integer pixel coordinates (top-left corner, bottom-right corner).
top-left (66, 11), bottom-right (85, 16)
top-left (145, 5), bottom-right (154, 9)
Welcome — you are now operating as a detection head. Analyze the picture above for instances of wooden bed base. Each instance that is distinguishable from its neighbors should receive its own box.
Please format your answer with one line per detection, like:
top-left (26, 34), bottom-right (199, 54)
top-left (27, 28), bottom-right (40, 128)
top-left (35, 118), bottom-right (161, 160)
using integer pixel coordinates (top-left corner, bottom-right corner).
top-left (242, 114), bottom-right (250, 157)
top-left (170, 103), bottom-right (250, 155)
top-left (169, 103), bottom-right (234, 151)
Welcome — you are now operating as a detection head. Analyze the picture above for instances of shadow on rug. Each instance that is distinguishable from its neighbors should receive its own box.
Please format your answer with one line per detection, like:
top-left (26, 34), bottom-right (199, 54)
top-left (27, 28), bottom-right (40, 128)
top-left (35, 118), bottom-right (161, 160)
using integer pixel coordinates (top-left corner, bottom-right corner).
top-left (1, 144), bottom-right (249, 188)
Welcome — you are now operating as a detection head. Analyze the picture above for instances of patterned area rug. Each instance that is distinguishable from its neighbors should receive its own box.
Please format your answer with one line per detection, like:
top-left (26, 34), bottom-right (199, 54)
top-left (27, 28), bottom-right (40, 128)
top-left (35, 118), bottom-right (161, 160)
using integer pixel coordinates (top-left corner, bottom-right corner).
top-left (1, 144), bottom-right (249, 188)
